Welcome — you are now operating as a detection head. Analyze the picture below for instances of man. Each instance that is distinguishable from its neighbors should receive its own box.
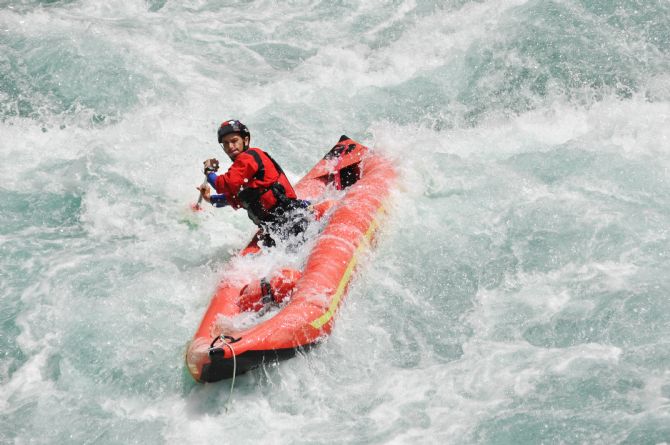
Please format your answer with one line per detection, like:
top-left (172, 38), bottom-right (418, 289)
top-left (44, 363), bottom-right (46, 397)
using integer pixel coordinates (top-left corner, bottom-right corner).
top-left (197, 119), bottom-right (309, 246)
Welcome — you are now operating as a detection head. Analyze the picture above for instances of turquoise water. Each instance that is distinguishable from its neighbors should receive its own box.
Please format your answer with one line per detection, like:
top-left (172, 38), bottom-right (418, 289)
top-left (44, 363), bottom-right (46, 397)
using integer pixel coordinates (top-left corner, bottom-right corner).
top-left (1, 1), bottom-right (670, 443)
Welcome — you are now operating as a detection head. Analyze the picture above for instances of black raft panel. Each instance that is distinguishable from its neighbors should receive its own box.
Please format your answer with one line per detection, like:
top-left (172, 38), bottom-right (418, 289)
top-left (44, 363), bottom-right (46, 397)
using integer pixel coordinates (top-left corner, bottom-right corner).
top-left (200, 344), bottom-right (317, 382)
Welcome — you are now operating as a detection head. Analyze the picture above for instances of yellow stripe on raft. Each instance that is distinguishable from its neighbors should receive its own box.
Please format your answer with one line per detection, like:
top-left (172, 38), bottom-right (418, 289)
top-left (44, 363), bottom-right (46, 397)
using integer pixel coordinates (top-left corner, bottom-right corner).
top-left (309, 205), bottom-right (385, 329)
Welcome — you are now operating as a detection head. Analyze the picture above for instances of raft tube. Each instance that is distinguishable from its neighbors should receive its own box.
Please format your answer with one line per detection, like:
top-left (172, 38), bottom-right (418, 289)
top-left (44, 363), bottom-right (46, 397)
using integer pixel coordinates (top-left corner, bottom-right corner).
top-left (185, 136), bottom-right (396, 382)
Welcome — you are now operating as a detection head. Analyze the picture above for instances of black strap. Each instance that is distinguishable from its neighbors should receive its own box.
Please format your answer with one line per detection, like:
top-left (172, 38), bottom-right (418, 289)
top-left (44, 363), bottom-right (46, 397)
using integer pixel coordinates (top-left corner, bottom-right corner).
top-left (262, 150), bottom-right (285, 175)
top-left (245, 149), bottom-right (266, 181)
top-left (246, 148), bottom-right (286, 180)
top-left (260, 278), bottom-right (274, 304)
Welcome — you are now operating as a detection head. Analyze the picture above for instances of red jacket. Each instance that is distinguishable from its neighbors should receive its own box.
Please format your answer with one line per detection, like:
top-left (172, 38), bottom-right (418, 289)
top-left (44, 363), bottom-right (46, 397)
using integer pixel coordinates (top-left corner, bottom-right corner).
top-left (212, 147), bottom-right (297, 212)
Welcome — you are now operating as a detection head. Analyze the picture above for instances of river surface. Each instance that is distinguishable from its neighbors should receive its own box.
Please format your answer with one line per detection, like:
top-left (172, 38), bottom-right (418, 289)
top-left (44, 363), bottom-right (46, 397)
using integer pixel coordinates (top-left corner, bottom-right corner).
top-left (1, 1), bottom-right (670, 444)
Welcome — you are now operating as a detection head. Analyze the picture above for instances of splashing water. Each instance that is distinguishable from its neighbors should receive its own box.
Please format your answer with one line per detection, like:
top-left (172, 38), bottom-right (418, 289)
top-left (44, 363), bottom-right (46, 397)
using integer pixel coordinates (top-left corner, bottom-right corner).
top-left (1, 1), bottom-right (670, 444)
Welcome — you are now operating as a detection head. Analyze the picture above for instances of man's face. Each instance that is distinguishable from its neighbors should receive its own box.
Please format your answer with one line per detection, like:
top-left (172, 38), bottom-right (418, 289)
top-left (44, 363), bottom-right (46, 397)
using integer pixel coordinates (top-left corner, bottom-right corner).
top-left (221, 133), bottom-right (248, 160)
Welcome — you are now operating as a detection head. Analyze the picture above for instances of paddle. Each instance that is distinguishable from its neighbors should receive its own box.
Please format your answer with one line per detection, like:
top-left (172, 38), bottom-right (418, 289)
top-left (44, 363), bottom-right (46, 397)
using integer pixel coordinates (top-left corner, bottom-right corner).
top-left (191, 177), bottom-right (209, 211)
top-left (191, 159), bottom-right (220, 211)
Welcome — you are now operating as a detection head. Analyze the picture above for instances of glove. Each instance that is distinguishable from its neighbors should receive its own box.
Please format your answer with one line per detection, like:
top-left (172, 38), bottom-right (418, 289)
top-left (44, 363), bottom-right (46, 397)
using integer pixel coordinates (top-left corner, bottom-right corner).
top-left (203, 158), bottom-right (220, 174)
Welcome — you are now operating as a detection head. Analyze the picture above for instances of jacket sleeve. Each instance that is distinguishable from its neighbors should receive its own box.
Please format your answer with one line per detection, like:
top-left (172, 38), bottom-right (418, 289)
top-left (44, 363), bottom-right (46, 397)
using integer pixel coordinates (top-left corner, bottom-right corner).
top-left (213, 153), bottom-right (258, 207)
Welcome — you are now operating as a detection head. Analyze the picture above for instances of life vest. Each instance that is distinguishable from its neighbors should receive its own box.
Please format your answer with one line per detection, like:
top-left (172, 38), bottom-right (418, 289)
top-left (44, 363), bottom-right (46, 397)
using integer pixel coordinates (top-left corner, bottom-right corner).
top-left (237, 147), bottom-right (298, 225)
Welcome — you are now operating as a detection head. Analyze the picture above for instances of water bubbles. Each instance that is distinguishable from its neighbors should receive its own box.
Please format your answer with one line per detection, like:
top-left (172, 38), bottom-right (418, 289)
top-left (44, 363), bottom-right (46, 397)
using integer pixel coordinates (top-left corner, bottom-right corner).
top-left (2, 1), bottom-right (670, 443)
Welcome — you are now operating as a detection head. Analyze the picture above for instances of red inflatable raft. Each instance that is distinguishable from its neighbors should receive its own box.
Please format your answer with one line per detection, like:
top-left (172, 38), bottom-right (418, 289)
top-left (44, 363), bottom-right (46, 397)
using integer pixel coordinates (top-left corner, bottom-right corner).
top-left (185, 136), bottom-right (396, 382)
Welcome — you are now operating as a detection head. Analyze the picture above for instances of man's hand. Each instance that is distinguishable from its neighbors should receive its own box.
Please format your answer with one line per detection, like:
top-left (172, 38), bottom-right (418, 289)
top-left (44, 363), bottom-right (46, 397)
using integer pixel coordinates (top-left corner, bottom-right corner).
top-left (203, 158), bottom-right (220, 174)
top-left (196, 184), bottom-right (211, 203)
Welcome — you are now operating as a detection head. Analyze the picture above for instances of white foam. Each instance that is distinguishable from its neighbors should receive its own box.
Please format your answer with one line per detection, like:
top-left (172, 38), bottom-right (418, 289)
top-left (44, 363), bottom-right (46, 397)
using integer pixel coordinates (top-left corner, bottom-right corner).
top-left (2, 1), bottom-right (669, 443)
top-left (0, 348), bottom-right (54, 413)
